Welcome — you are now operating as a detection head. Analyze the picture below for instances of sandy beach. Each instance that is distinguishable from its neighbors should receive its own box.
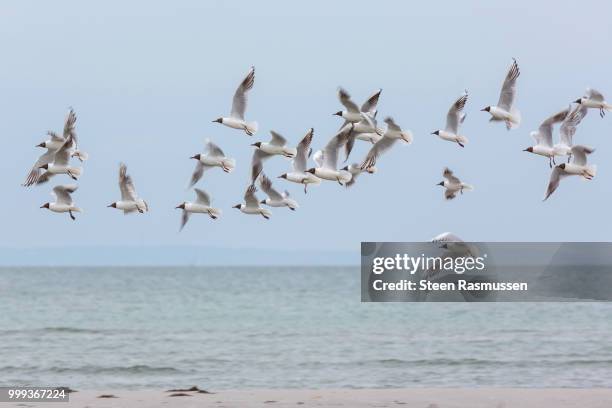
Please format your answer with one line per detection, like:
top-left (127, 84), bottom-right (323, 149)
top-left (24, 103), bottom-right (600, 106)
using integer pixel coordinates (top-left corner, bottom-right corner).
top-left (7, 389), bottom-right (612, 408)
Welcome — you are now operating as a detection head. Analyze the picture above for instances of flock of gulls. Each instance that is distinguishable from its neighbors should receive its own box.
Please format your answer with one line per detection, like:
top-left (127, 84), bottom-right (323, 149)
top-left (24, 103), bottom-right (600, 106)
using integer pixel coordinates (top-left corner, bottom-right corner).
top-left (23, 60), bottom-right (611, 229)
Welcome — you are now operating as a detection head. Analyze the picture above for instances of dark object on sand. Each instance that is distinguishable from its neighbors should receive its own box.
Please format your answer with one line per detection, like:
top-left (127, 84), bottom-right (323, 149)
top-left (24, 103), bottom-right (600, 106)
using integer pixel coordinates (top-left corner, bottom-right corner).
top-left (166, 386), bottom-right (212, 394)
top-left (55, 387), bottom-right (76, 393)
top-left (97, 394), bottom-right (117, 399)
top-left (168, 393), bottom-right (192, 397)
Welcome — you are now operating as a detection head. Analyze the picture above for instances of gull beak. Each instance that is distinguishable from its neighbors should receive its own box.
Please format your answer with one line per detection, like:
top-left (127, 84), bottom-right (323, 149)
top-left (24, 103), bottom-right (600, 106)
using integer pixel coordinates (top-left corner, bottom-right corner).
top-left (480, 107), bottom-right (487, 112)
top-left (574, 98), bottom-right (582, 104)
top-left (36, 142), bottom-right (45, 148)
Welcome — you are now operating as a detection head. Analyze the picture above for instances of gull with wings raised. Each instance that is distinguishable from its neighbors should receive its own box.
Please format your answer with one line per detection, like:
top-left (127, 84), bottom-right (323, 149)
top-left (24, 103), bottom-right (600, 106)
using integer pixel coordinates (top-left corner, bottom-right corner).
top-left (213, 66), bottom-right (258, 135)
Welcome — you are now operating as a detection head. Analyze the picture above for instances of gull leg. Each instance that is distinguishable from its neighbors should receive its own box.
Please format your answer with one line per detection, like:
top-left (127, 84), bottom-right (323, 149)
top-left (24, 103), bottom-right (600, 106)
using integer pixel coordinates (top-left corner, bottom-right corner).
top-left (67, 170), bottom-right (77, 181)
top-left (552, 156), bottom-right (556, 165)
top-left (567, 155), bottom-right (571, 163)
top-left (600, 108), bottom-right (605, 118)
top-left (336, 177), bottom-right (343, 186)
top-left (303, 184), bottom-right (307, 194)
top-left (548, 157), bottom-right (552, 168)
top-left (69, 210), bottom-right (75, 221)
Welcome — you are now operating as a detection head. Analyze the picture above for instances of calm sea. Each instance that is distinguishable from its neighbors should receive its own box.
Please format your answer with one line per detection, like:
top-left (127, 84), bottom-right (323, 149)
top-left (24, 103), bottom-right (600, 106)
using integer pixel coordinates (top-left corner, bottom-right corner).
top-left (0, 267), bottom-right (611, 389)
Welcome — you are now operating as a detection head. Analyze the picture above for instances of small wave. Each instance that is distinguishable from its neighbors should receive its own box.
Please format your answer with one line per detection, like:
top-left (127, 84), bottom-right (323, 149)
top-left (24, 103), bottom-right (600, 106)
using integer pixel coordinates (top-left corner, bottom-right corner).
top-left (0, 327), bottom-right (117, 335)
top-left (2, 365), bottom-right (184, 375)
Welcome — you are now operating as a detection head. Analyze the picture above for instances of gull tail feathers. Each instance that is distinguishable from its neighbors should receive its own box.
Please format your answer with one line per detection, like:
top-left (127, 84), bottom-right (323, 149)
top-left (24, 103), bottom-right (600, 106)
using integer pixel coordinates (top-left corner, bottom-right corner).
top-left (402, 131), bottom-right (414, 144)
top-left (461, 183), bottom-right (474, 192)
top-left (245, 121), bottom-right (258, 136)
top-left (72, 150), bottom-right (89, 161)
top-left (208, 207), bottom-right (222, 220)
top-left (69, 166), bottom-right (83, 177)
top-left (456, 135), bottom-right (468, 145)
top-left (222, 158), bottom-right (236, 172)
top-left (583, 165), bottom-right (597, 179)
top-left (506, 109), bottom-right (521, 130)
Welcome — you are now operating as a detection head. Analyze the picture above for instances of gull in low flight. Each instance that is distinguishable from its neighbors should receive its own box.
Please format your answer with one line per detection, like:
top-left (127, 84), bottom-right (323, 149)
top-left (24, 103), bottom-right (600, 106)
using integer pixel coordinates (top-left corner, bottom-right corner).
top-left (23, 109), bottom-right (85, 186)
top-left (40, 185), bottom-right (82, 221)
top-left (544, 145), bottom-right (597, 201)
top-left (437, 167), bottom-right (473, 200)
top-left (334, 87), bottom-right (381, 124)
top-left (575, 88), bottom-right (612, 118)
top-left (233, 184), bottom-right (271, 219)
top-left (277, 128), bottom-right (320, 193)
top-left (523, 107), bottom-right (570, 167)
top-left (35, 134), bottom-right (83, 185)
top-left (250, 131), bottom-right (297, 184)
top-left (36, 109), bottom-right (88, 162)
top-left (251, 131), bottom-right (297, 158)
top-left (481, 59), bottom-right (521, 130)
top-left (360, 117), bottom-right (413, 170)
top-left (554, 104), bottom-right (588, 162)
top-left (342, 163), bottom-right (376, 187)
top-left (307, 127), bottom-right (353, 185)
top-left (176, 188), bottom-right (221, 230)
top-left (189, 140), bottom-right (235, 188)
top-left (213, 66), bottom-right (258, 136)
top-left (259, 174), bottom-right (298, 211)
top-left (107, 163), bottom-right (149, 214)
top-left (432, 91), bottom-right (469, 147)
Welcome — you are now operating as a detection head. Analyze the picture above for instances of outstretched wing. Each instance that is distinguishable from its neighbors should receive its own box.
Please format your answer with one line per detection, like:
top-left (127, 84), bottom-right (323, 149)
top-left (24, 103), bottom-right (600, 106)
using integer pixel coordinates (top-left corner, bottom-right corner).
top-left (63, 108), bottom-right (78, 146)
top-left (537, 108), bottom-right (569, 147)
top-left (323, 128), bottom-right (351, 170)
top-left (119, 163), bottom-right (139, 201)
top-left (571, 145), bottom-right (594, 166)
top-left (586, 88), bottom-right (605, 102)
top-left (293, 128), bottom-right (313, 172)
top-left (338, 87), bottom-right (359, 113)
top-left (53, 184), bottom-right (77, 205)
top-left (244, 184), bottom-right (259, 208)
top-left (194, 188), bottom-right (211, 206)
top-left (206, 140), bottom-right (225, 157)
top-left (250, 149), bottom-right (271, 183)
top-left (559, 105), bottom-right (587, 146)
top-left (497, 59), bottom-right (520, 111)
top-left (269, 131), bottom-right (287, 146)
top-left (443, 167), bottom-right (461, 184)
top-left (360, 135), bottom-right (396, 170)
top-left (360, 89), bottom-right (382, 114)
top-left (230, 66), bottom-right (255, 119)
top-left (179, 211), bottom-right (191, 231)
top-left (544, 166), bottom-right (567, 201)
top-left (259, 174), bottom-right (283, 201)
top-left (445, 92), bottom-right (468, 134)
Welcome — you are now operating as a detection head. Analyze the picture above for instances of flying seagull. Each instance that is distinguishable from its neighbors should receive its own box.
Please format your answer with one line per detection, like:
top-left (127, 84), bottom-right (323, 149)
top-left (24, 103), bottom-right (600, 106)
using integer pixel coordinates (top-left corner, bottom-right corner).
top-left (213, 66), bottom-right (258, 136)
top-left (307, 127), bottom-right (353, 185)
top-left (35, 134), bottom-right (83, 185)
top-left (259, 174), bottom-right (298, 210)
top-left (40, 184), bottom-right (82, 221)
top-left (432, 91), bottom-right (469, 147)
top-left (481, 59), bottom-right (521, 130)
top-left (524, 107), bottom-right (570, 167)
top-left (107, 163), bottom-right (149, 214)
top-left (176, 188), bottom-right (221, 230)
top-left (189, 140), bottom-right (235, 187)
top-left (360, 117), bottom-right (412, 170)
top-left (544, 145), bottom-right (596, 201)
top-left (277, 128), bottom-right (321, 193)
top-left (437, 167), bottom-right (473, 200)
top-left (553, 104), bottom-right (588, 162)
top-left (233, 184), bottom-right (271, 219)
top-left (575, 88), bottom-right (611, 118)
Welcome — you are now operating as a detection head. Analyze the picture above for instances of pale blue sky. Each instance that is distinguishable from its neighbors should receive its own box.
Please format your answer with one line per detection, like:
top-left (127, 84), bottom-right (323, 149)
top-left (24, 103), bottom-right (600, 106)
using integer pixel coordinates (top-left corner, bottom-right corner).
top-left (1, 1), bottom-right (611, 255)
